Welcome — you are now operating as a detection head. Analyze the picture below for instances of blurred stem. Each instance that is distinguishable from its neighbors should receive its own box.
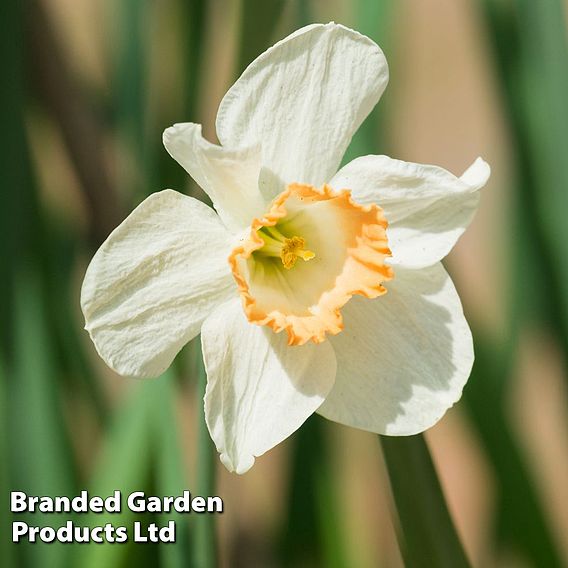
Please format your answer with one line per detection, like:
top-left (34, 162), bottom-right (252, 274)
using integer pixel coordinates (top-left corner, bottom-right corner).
top-left (381, 434), bottom-right (470, 568)
top-left (192, 338), bottom-right (217, 568)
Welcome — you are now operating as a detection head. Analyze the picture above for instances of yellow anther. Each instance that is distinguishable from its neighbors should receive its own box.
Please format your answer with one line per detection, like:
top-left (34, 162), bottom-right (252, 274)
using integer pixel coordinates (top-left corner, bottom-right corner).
top-left (255, 225), bottom-right (316, 269)
top-left (281, 236), bottom-right (315, 270)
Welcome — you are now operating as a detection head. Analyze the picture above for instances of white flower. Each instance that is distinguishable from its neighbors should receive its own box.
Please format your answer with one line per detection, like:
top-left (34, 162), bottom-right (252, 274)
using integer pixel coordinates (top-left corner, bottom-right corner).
top-left (81, 23), bottom-right (490, 474)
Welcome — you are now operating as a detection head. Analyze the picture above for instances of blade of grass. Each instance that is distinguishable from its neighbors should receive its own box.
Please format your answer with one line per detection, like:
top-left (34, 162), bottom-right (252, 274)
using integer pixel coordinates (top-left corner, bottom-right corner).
top-left (159, 0), bottom-right (207, 201)
top-left (75, 379), bottom-right (166, 568)
top-left (471, 2), bottom-right (566, 565)
top-left (10, 269), bottom-right (77, 568)
top-left (192, 338), bottom-right (217, 568)
top-left (30, 220), bottom-right (109, 427)
top-left (465, 340), bottom-right (563, 567)
top-left (183, 0), bottom-right (207, 119)
top-left (515, 0), bottom-right (568, 350)
top-left (0, 4), bottom-right (24, 564)
top-left (114, 0), bottom-right (155, 196)
top-left (0, 0), bottom-right (27, 359)
top-left (237, 0), bottom-right (287, 74)
top-left (23, 0), bottom-right (109, 424)
top-left (480, 0), bottom-right (568, 360)
top-left (343, 0), bottom-right (395, 163)
top-left (280, 416), bottom-right (321, 567)
top-left (3, 5), bottom-right (79, 566)
top-left (117, 0), bottom-right (146, 161)
top-left (295, 0), bottom-right (312, 27)
top-left (156, 373), bottom-right (191, 568)
top-left (380, 434), bottom-right (470, 568)
top-left (0, 357), bottom-right (14, 568)
top-left (311, 423), bottom-right (349, 568)
top-left (280, 416), bottom-right (349, 568)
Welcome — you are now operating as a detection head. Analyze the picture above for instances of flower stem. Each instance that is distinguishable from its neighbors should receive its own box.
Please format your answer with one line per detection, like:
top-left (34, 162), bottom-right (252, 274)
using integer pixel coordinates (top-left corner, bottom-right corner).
top-left (192, 337), bottom-right (217, 568)
top-left (380, 434), bottom-right (470, 568)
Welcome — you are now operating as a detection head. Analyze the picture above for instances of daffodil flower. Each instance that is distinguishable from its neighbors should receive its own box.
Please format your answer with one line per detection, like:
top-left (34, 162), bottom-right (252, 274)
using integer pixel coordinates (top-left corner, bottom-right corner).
top-left (81, 23), bottom-right (490, 474)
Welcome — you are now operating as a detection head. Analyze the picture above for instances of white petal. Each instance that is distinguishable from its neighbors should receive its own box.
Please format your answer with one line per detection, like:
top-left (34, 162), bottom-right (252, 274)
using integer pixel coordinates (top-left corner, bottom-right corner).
top-left (163, 123), bottom-right (266, 232)
top-left (81, 190), bottom-right (235, 378)
top-left (202, 298), bottom-right (336, 474)
top-left (331, 156), bottom-right (490, 268)
top-left (318, 263), bottom-right (473, 435)
top-left (216, 23), bottom-right (389, 200)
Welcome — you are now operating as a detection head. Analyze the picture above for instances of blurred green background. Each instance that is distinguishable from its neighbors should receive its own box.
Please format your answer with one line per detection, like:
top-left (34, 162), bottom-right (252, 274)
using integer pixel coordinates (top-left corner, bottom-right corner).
top-left (2, 0), bottom-right (568, 567)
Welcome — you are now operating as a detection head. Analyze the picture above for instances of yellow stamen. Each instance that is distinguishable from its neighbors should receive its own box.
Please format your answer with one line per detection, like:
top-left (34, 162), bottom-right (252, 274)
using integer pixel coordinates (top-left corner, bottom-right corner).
top-left (281, 236), bottom-right (315, 269)
top-left (255, 226), bottom-right (316, 269)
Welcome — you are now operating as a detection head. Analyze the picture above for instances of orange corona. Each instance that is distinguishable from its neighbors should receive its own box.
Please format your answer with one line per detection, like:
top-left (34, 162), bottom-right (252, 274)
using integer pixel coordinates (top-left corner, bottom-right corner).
top-left (229, 183), bottom-right (394, 346)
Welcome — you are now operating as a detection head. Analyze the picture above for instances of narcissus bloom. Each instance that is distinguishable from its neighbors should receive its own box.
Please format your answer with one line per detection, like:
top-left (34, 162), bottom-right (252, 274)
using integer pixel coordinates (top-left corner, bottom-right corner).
top-left (81, 23), bottom-right (490, 474)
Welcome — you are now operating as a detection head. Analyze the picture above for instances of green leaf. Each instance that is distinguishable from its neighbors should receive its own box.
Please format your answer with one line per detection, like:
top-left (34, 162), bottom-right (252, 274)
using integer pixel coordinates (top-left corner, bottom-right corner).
top-left (155, 374), bottom-right (191, 568)
top-left (191, 338), bottom-right (217, 568)
top-left (343, 0), bottom-right (395, 163)
top-left (280, 416), bottom-right (348, 568)
top-left (114, 0), bottom-right (154, 195)
top-left (465, 341), bottom-right (563, 567)
top-left (475, 2), bottom-right (566, 565)
top-left (183, 0), bottom-right (207, 119)
top-left (159, 0), bottom-right (208, 203)
top-left (380, 434), bottom-right (470, 568)
top-left (0, 0), bottom-right (28, 358)
top-left (0, 357), bottom-right (14, 568)
top-left (514, 0), bottom-right (568, 349)
top-left (9, 270), bottom-right (77, 568)
top-left (237, 0), bottom-right (287, 74)
top-left (74, 378), bottom-right (170, 568)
